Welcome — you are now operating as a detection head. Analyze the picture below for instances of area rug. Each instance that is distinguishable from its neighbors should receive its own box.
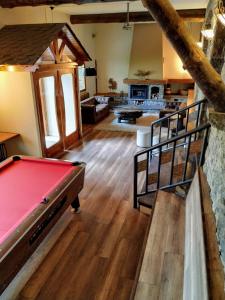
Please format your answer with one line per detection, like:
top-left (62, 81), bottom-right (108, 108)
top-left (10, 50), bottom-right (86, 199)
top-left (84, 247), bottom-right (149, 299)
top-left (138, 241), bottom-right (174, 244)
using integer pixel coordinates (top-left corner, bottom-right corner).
top-left (95, 112), bottom-right (159, 132)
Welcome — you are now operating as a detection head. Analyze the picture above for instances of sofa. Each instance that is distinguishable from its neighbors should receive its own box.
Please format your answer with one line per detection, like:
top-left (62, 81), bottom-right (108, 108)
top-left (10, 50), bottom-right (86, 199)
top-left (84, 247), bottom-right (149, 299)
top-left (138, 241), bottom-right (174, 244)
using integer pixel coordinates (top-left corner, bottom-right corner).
top-left (81, 96), bottom-right (112, 124)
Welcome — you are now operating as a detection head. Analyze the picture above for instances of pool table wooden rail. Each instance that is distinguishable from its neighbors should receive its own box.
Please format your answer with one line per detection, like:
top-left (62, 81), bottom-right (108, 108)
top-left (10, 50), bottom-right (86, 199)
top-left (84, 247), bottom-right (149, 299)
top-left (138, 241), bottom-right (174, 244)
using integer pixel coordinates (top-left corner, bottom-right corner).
top-left (0, 157), bottom-right (86, 295)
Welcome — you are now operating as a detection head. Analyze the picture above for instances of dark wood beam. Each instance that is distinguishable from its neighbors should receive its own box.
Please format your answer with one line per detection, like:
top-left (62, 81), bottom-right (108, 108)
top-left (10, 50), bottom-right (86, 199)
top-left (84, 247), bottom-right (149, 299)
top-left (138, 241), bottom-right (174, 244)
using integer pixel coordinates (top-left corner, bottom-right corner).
top-left (70, 9), bottom-right (206, 24)
top-left (1, 0), bottom-right (135, 8)
top-left (142, 0), bottom-right (225, 113)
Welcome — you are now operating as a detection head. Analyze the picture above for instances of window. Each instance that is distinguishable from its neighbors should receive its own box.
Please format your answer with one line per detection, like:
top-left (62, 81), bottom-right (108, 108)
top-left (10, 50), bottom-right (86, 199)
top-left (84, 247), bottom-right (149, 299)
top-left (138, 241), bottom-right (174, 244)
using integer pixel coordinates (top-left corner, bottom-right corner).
top-left (78, 65), bottom-right (86, 91)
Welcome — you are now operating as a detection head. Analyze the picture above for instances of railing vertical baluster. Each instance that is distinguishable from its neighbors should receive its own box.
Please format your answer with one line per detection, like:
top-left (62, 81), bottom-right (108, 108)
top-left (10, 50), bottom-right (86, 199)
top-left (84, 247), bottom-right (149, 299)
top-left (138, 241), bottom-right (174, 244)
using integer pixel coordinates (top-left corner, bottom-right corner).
top-left (169, 141), bottom-right (176, 185)
top-left (185, 108), bottom-right (190, 133)
top-left (167, 119), bottom-right (170, 148)
top-left (150, 124), bottom-right (153, 147)
top-left (159, 123), bottom-right (162, 143)
top-left (176, 114), bottom-right (179, 135)
top-left (199, 126), bottom-right (210, 166)
top-left (196, 102), bottom-right (201, 127)
top-left (145, 151), bottom-right (150, 193)
top-left (157, 146), bottom-right (162, 189)
top-left (195, 103), bottom-right (201, 140)
top-left (133, 155), bottom-right (138, 208)
top-left (184, 108), bottom-right (190, 144)
top-left (182, 134), bottom-right (191, 182)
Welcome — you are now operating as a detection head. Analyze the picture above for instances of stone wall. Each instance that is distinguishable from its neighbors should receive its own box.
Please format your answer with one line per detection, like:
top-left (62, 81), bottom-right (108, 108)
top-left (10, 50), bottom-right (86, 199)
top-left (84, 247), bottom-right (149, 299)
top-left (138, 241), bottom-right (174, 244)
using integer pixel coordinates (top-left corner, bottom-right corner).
top-left (204, 112), bottom-right (225, 268)
top-left (200, 0), bottom-right (225, 271)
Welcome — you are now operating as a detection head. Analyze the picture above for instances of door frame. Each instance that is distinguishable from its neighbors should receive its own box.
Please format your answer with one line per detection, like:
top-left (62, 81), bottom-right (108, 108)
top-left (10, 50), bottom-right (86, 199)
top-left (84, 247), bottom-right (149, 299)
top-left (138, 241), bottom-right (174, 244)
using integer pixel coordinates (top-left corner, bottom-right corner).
top-left (33, 67), bottom-right (81, 157)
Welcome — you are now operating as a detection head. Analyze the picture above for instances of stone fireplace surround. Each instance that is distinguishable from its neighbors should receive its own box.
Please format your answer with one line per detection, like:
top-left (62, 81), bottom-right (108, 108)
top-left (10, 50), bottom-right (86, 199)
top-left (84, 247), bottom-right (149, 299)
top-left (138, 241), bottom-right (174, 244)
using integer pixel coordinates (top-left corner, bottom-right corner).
top-left (129, 84), bottom-right (164, 100)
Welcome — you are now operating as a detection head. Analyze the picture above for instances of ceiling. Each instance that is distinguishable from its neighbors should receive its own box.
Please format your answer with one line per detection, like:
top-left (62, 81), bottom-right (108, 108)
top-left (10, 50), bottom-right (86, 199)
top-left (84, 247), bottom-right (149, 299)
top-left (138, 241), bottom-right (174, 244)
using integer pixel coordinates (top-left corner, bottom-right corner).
top-left (54, 0), bottom-right (208, 15)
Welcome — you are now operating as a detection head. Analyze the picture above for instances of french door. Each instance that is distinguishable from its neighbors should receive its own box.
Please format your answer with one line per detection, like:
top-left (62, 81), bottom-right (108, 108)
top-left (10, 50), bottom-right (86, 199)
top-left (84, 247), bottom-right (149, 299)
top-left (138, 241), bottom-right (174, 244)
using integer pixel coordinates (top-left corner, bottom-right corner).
top-left (33, 68), bottom-right (80, 157)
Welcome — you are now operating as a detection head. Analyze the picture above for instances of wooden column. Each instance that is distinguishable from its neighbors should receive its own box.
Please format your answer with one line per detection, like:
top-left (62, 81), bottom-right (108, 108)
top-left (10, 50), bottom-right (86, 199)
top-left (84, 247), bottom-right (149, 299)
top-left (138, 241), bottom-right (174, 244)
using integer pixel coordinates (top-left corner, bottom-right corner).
top-left (142, 0), bottom-right (225, 112)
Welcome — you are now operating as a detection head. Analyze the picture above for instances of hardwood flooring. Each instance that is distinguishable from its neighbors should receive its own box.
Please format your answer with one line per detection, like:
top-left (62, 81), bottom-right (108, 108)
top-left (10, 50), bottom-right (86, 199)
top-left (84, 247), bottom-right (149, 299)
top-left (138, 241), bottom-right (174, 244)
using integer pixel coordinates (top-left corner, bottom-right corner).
top-left (18, 129), bottom-right (149, 300)
top-left (135, 191), bottom-right (185, 300)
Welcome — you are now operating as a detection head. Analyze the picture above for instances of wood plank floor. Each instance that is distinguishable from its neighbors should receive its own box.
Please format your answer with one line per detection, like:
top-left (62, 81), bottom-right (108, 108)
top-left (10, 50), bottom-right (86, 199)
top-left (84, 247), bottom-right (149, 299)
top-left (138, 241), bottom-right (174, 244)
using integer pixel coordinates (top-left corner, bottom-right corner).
top-left (18, 129), bottom-right (149, 300)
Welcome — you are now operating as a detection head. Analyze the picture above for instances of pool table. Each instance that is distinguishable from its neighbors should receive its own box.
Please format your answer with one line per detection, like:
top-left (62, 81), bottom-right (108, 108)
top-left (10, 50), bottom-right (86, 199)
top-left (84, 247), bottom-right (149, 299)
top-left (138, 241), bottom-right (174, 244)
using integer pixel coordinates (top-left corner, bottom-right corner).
top-left (0, 155), bottom-right (86, 294)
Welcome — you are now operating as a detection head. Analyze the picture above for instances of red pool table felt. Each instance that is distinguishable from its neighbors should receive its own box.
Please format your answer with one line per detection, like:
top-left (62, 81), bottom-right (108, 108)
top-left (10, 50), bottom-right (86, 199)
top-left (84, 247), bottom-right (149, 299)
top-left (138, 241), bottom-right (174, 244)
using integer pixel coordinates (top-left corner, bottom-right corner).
top-left (0, 157), bottom-right (77, 244)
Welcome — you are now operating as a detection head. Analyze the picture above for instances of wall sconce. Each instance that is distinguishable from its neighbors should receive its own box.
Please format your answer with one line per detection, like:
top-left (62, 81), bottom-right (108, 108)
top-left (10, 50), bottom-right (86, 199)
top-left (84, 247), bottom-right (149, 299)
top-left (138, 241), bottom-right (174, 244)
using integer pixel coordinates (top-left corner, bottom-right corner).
top-left (215, 0), bottom-right (225, 25)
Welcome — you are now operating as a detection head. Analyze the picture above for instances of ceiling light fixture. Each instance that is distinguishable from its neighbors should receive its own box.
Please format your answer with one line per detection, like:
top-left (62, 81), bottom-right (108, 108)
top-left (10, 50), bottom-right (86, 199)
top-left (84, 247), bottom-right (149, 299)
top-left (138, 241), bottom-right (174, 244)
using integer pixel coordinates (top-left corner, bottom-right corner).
top-left (123, 2), bottom-right (132, 30)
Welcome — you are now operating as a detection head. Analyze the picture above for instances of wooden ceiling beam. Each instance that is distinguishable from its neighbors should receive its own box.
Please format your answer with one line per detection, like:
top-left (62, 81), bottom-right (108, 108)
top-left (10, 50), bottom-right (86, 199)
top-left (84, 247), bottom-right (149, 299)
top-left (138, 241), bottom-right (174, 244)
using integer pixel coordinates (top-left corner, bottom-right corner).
top-left (1, 0), bottom-right (134, 8)
top-left (70, 9), bottom-right (206, 24)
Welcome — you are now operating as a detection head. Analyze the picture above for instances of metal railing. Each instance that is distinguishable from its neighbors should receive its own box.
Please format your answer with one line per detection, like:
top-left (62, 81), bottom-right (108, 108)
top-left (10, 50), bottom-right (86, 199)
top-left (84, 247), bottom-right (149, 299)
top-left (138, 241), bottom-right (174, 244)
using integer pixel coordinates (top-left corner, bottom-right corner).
top-left (150, 99), bottom-right (207, 147)
top-left (133, 123), bottom-right (211, 208)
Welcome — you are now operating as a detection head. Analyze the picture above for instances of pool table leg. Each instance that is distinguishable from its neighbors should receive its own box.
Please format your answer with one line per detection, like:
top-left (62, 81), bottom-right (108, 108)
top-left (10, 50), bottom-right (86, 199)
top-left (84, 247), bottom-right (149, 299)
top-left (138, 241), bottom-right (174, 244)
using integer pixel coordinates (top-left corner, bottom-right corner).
top-left (71, 196), bottom-right (80, 213)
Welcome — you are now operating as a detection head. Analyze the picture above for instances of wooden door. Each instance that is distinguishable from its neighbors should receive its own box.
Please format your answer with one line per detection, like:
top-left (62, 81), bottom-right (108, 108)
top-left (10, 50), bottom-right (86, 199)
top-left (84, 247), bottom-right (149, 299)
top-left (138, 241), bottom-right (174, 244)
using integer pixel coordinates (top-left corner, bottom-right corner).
top-left (58, 69), bottom-right (80, 150)
top-left (33, 68), bottom-right (80, 157)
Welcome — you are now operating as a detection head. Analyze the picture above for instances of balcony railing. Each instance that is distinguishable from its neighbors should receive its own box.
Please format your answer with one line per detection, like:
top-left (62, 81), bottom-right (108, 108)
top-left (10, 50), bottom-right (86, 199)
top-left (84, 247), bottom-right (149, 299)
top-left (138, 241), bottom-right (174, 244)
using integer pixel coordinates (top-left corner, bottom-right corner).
top-left (134, 123), bottom-right (211, 208)
top-left (150, 99), bottom-right (207, 147)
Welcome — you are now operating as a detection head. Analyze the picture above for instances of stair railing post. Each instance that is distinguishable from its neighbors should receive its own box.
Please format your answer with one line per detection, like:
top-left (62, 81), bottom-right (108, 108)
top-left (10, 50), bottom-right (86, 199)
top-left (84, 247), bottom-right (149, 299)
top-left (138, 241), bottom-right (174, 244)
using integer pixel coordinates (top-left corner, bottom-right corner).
top-left (169, 140), bottom-right (176, 185)
top-left (157, 146), bottom-right (162, 189)
top-left (133, 155), bottom-right (138, 208)
top-left (199, 126), bottom-right (210, 166)
top-left (150, 124), bottom-right (154, 147)
top-left (182, 134), bottom-right (191, 182)
top-left (145, 151), bottom-right (150, 193)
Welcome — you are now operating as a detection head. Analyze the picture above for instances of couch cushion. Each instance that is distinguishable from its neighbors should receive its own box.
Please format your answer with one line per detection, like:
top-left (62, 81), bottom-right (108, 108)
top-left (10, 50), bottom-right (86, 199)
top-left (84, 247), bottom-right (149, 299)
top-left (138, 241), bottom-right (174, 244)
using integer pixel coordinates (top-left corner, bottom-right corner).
top-left (96, 103), bottom-right (108, 112)
top-left (81, 97), bottom-right (96, 105)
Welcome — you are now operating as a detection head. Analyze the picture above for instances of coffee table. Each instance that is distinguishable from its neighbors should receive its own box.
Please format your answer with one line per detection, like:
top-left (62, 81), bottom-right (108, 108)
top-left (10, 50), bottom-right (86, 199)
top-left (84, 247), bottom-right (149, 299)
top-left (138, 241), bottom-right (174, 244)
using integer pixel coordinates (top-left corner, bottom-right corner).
top-left (114, 110), bottom-right (143, 124)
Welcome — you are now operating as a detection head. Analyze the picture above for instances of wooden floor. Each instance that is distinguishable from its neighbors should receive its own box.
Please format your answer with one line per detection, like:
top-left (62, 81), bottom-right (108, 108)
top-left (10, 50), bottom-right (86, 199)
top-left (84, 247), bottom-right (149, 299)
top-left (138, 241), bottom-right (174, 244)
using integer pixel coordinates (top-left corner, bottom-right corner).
top-left (17, 129), bottom-right (149, 300)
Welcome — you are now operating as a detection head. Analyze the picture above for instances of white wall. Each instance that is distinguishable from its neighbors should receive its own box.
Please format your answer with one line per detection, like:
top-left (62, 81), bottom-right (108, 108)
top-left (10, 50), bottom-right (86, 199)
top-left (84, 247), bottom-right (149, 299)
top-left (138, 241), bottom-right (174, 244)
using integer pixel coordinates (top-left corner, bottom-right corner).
top-left (0, 72), bottom-right (42, 156)
top-left (72, 24), bottom-right (97, 96)
top-left (94, 23), bottom-right (133, 93)
top-left (129, 23), bottom-right (163, 79)
top-left (163, 34), bottom-right (192, 79)
top-left (163, 22), bottom-right (202, 79)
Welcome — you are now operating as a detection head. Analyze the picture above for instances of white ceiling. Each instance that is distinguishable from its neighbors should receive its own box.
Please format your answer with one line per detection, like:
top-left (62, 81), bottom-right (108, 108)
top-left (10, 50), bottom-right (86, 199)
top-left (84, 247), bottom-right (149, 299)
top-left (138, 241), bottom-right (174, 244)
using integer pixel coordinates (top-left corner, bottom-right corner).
top-left (55, 0), bottom-right (208, 15)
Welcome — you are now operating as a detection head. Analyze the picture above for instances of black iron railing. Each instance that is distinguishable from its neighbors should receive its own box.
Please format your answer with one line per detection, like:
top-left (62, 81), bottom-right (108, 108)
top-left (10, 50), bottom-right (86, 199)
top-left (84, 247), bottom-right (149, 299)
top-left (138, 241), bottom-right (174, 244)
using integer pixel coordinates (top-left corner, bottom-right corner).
top-left (150, 99), bottom-right (207, 147)
top-left (134, 123), bottom-right (211, 208)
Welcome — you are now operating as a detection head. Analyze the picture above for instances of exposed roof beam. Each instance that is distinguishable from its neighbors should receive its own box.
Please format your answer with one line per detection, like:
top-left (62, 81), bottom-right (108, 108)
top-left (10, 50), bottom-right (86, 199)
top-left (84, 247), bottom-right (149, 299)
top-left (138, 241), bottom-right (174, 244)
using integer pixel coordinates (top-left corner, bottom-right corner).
top-left (1, 0), bottom-right (133, 8)
top-left (70, 9), bottom-right (206, 24)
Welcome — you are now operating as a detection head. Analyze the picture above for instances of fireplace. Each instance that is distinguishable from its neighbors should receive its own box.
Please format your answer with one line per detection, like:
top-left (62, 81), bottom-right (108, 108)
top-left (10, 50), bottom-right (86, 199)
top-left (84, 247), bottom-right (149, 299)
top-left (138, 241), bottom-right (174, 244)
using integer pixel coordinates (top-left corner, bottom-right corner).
top-left (130, 85), bottom-right (149, 100)
top-left (149, 84), bottom-right (164, 99)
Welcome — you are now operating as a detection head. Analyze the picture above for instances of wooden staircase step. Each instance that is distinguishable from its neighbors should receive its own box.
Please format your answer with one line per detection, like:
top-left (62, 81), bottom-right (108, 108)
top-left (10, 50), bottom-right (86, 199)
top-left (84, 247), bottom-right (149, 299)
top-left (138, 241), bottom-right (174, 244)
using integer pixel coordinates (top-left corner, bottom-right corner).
top-left (148, 163), bottom-right (186, 185)
top-left (138, 192), bottom-right (156, 209)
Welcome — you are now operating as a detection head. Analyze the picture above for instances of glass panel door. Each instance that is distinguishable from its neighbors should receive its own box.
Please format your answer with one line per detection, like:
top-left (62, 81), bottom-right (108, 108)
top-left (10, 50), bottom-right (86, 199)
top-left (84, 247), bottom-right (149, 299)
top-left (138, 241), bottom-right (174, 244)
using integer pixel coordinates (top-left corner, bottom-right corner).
top-left (59, 70), bottom-right (80, 149)
top-left (34, 69), bottom-right (80, 157)
top-left (61, 73), bottom-right (77, 136)
top-left (39, 76), bottom-right (60, 148)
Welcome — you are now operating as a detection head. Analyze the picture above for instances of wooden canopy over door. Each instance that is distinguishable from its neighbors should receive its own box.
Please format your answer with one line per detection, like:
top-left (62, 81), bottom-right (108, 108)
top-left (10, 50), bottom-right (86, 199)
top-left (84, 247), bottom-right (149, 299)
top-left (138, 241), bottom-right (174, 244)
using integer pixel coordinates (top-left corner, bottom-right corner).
top-left (0, 23), bottom-right (91, 157)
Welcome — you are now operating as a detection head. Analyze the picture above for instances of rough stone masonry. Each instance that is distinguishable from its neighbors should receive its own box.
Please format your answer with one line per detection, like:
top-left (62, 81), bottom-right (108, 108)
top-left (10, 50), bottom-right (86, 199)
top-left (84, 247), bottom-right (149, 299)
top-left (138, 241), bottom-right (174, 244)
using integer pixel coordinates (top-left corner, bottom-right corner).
top-left (204, 112), bottom-right (225, 268)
